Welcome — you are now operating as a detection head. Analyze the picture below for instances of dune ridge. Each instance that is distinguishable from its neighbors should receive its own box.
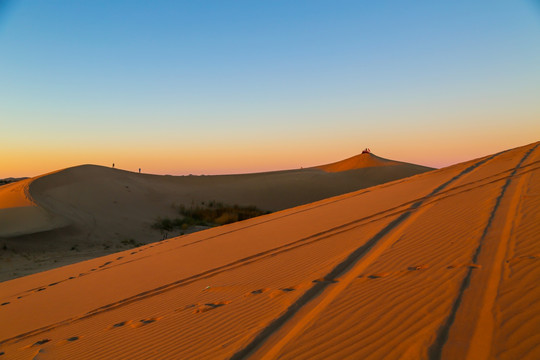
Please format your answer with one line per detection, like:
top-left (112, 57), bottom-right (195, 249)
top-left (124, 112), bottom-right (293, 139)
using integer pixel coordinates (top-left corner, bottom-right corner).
top-left (315, 152), bottom-right (402, 172)
top-left (0, 141), bottom-right (538, 359)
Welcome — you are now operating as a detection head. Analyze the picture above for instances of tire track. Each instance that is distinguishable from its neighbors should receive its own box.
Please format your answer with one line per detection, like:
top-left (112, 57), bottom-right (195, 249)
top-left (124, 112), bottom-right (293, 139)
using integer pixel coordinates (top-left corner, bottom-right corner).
top-left (230, 152), bottom-right (501, 360)
top-left (428, 142), bottom-right (539, 360)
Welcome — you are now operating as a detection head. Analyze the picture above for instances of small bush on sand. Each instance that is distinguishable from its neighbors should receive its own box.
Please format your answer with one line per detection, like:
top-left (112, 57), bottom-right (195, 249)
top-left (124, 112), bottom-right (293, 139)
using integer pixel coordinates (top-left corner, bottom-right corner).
top-left (151, 201), bottom-right (271, 233)
top-left (151, 218), bottom-right (174, 232)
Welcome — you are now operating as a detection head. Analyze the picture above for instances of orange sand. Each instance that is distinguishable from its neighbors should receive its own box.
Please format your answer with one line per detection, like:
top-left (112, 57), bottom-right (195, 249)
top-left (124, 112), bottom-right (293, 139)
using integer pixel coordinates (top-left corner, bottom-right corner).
top-left (0, 178), bottom-right (68, 239)
top-left (315, 152), bottom-right (402, 172)
top-left (0, 142), bottom-right (539, 359)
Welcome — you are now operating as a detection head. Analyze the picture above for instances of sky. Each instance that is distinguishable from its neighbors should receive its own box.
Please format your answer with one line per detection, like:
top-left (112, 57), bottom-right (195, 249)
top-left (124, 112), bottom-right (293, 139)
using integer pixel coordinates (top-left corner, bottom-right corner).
top-left (1, 0), bottom-right (539, 178)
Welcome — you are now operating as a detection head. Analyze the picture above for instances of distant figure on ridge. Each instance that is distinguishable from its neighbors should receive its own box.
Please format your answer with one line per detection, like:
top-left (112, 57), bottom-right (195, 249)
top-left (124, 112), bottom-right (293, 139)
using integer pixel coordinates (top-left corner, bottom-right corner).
top-left (112, 163), bottom-right (115, 168)
top-left (362, 148), bottom-right (371, 154)
top-left (139, 168), bottom-right (141, 173)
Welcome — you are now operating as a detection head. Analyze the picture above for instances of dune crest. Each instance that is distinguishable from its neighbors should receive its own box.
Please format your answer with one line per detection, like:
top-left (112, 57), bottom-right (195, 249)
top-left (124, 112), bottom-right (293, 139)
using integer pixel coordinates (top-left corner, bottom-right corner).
top-left (315, 152), bottom-right (402, 172)
top-left (0, 141), bottom-right (538, 359)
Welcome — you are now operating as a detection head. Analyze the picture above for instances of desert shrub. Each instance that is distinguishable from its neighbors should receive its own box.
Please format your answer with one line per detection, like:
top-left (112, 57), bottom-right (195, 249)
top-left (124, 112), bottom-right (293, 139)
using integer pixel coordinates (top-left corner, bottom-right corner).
top-left (151, 201), bottom-right (271, 233)
top-left (151, 218), bottom-right (174, 232)
top-left (177, 202), bottom-right (269, 225)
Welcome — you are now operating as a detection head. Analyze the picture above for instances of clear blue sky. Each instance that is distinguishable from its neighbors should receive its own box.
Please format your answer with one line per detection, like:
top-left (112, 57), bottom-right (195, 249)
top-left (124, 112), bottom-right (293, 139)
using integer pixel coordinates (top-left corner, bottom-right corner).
top-left (1, 0), bottom-right (539, 177)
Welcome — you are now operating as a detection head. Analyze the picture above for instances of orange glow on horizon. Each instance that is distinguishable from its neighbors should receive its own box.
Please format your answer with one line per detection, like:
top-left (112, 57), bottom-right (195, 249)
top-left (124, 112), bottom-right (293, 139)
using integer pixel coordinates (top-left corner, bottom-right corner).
top-left (3, 136), bottom-right (538, 179)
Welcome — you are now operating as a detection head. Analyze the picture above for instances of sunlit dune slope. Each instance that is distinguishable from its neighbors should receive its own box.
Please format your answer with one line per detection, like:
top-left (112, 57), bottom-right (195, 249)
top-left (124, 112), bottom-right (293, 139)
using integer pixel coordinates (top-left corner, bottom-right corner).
top-left (0, 178), bottom-right (68, 238)
top-left (315, 152), bottom-right (402, 172)
top-left (0, 141), bottom-right (538, 359)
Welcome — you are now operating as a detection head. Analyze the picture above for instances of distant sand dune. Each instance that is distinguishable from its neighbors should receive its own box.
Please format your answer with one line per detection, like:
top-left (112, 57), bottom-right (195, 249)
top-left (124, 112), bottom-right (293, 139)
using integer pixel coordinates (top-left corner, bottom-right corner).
top-left (0, 152), bottom-right (431, 281)
top-left (0, 141), bottom-right (538, 359)
top-left (315, 152), bottom-right (402, 172)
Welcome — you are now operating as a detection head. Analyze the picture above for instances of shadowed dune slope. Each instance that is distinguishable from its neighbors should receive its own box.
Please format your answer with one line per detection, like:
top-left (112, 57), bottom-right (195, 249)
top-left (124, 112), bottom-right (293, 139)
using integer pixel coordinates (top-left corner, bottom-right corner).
top-left (0, 152), bottom-right (431, 281)
top-left (0, 141), bottom-right (538, 359)
top-left (0, 152), bottom-right (431, 241)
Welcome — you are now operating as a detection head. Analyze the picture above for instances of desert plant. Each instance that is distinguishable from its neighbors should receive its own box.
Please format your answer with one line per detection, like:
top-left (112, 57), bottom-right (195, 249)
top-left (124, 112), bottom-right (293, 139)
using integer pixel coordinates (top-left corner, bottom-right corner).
top-left (151, 201), bottom-right (271, 234)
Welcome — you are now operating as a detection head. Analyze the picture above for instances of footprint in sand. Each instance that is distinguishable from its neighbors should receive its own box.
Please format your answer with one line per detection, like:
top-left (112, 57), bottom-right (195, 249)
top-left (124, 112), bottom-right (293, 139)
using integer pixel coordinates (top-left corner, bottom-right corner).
top-left (66, 336), bottom-right (79, 342)
top-left (280, 288), bottom-right (296, 292)
top-left (367, 273), bottom-right (391, 279)
top-left (1, 302), bottom-right (9, 306)
top-left (269, 286), bottom-right (299, 298)
top-left (31, 339), bottom-right (51, 347)
top-left (109, 321), bottom-right (128, 329)
top-left (244, 288), bottom-right (270, 297)
top-left (130, 317), bottom-right (162, 328)
top-left (116, 256), bottom-right (123, 260)
top-left (177, 304), bottom-right (196, 312)
top-left (194, 301), bottom-right (231, 314)
top-left (408, 264), bottom-right (429, 271)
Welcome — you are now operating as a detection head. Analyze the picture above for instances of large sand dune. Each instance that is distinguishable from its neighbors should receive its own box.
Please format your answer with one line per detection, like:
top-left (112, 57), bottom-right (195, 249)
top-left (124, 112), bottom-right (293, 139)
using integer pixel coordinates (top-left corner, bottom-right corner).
top-left (0, 152), bottom-right (430, 281)
top-left (0, 141), bottom-right (538, 359)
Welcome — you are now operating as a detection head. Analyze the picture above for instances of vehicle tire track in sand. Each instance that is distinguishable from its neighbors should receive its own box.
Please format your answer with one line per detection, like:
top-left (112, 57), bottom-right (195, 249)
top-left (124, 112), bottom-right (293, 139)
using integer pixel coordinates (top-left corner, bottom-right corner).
top-left (229, 152), bottom-right (502, 360)
top-left (428, 142), bottom-right (539, 360)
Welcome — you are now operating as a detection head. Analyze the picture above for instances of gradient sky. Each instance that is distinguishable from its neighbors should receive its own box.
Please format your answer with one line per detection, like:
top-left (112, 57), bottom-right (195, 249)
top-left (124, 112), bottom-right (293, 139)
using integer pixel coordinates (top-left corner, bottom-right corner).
top-left (1, 0), bottom-right (539, 178)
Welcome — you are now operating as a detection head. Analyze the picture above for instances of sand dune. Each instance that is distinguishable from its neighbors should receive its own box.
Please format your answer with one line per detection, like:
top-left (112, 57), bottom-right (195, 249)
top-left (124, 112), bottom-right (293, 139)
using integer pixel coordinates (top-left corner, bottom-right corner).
top-left (0, 178), bottom-right (69, 238)
top-left (315, 152), bottom-right (402, 172)
top-left (0, 141), bottom-right (538, 359)
top-left (0, 152), bottom-right (431, 281)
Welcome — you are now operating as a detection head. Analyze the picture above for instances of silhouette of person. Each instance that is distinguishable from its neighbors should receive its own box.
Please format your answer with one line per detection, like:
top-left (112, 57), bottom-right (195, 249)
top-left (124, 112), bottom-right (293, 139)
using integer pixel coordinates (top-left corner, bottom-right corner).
top-left (112, 163), bottom-right (115, 168)
top-left (139, 168), bottom-right (141, 173)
